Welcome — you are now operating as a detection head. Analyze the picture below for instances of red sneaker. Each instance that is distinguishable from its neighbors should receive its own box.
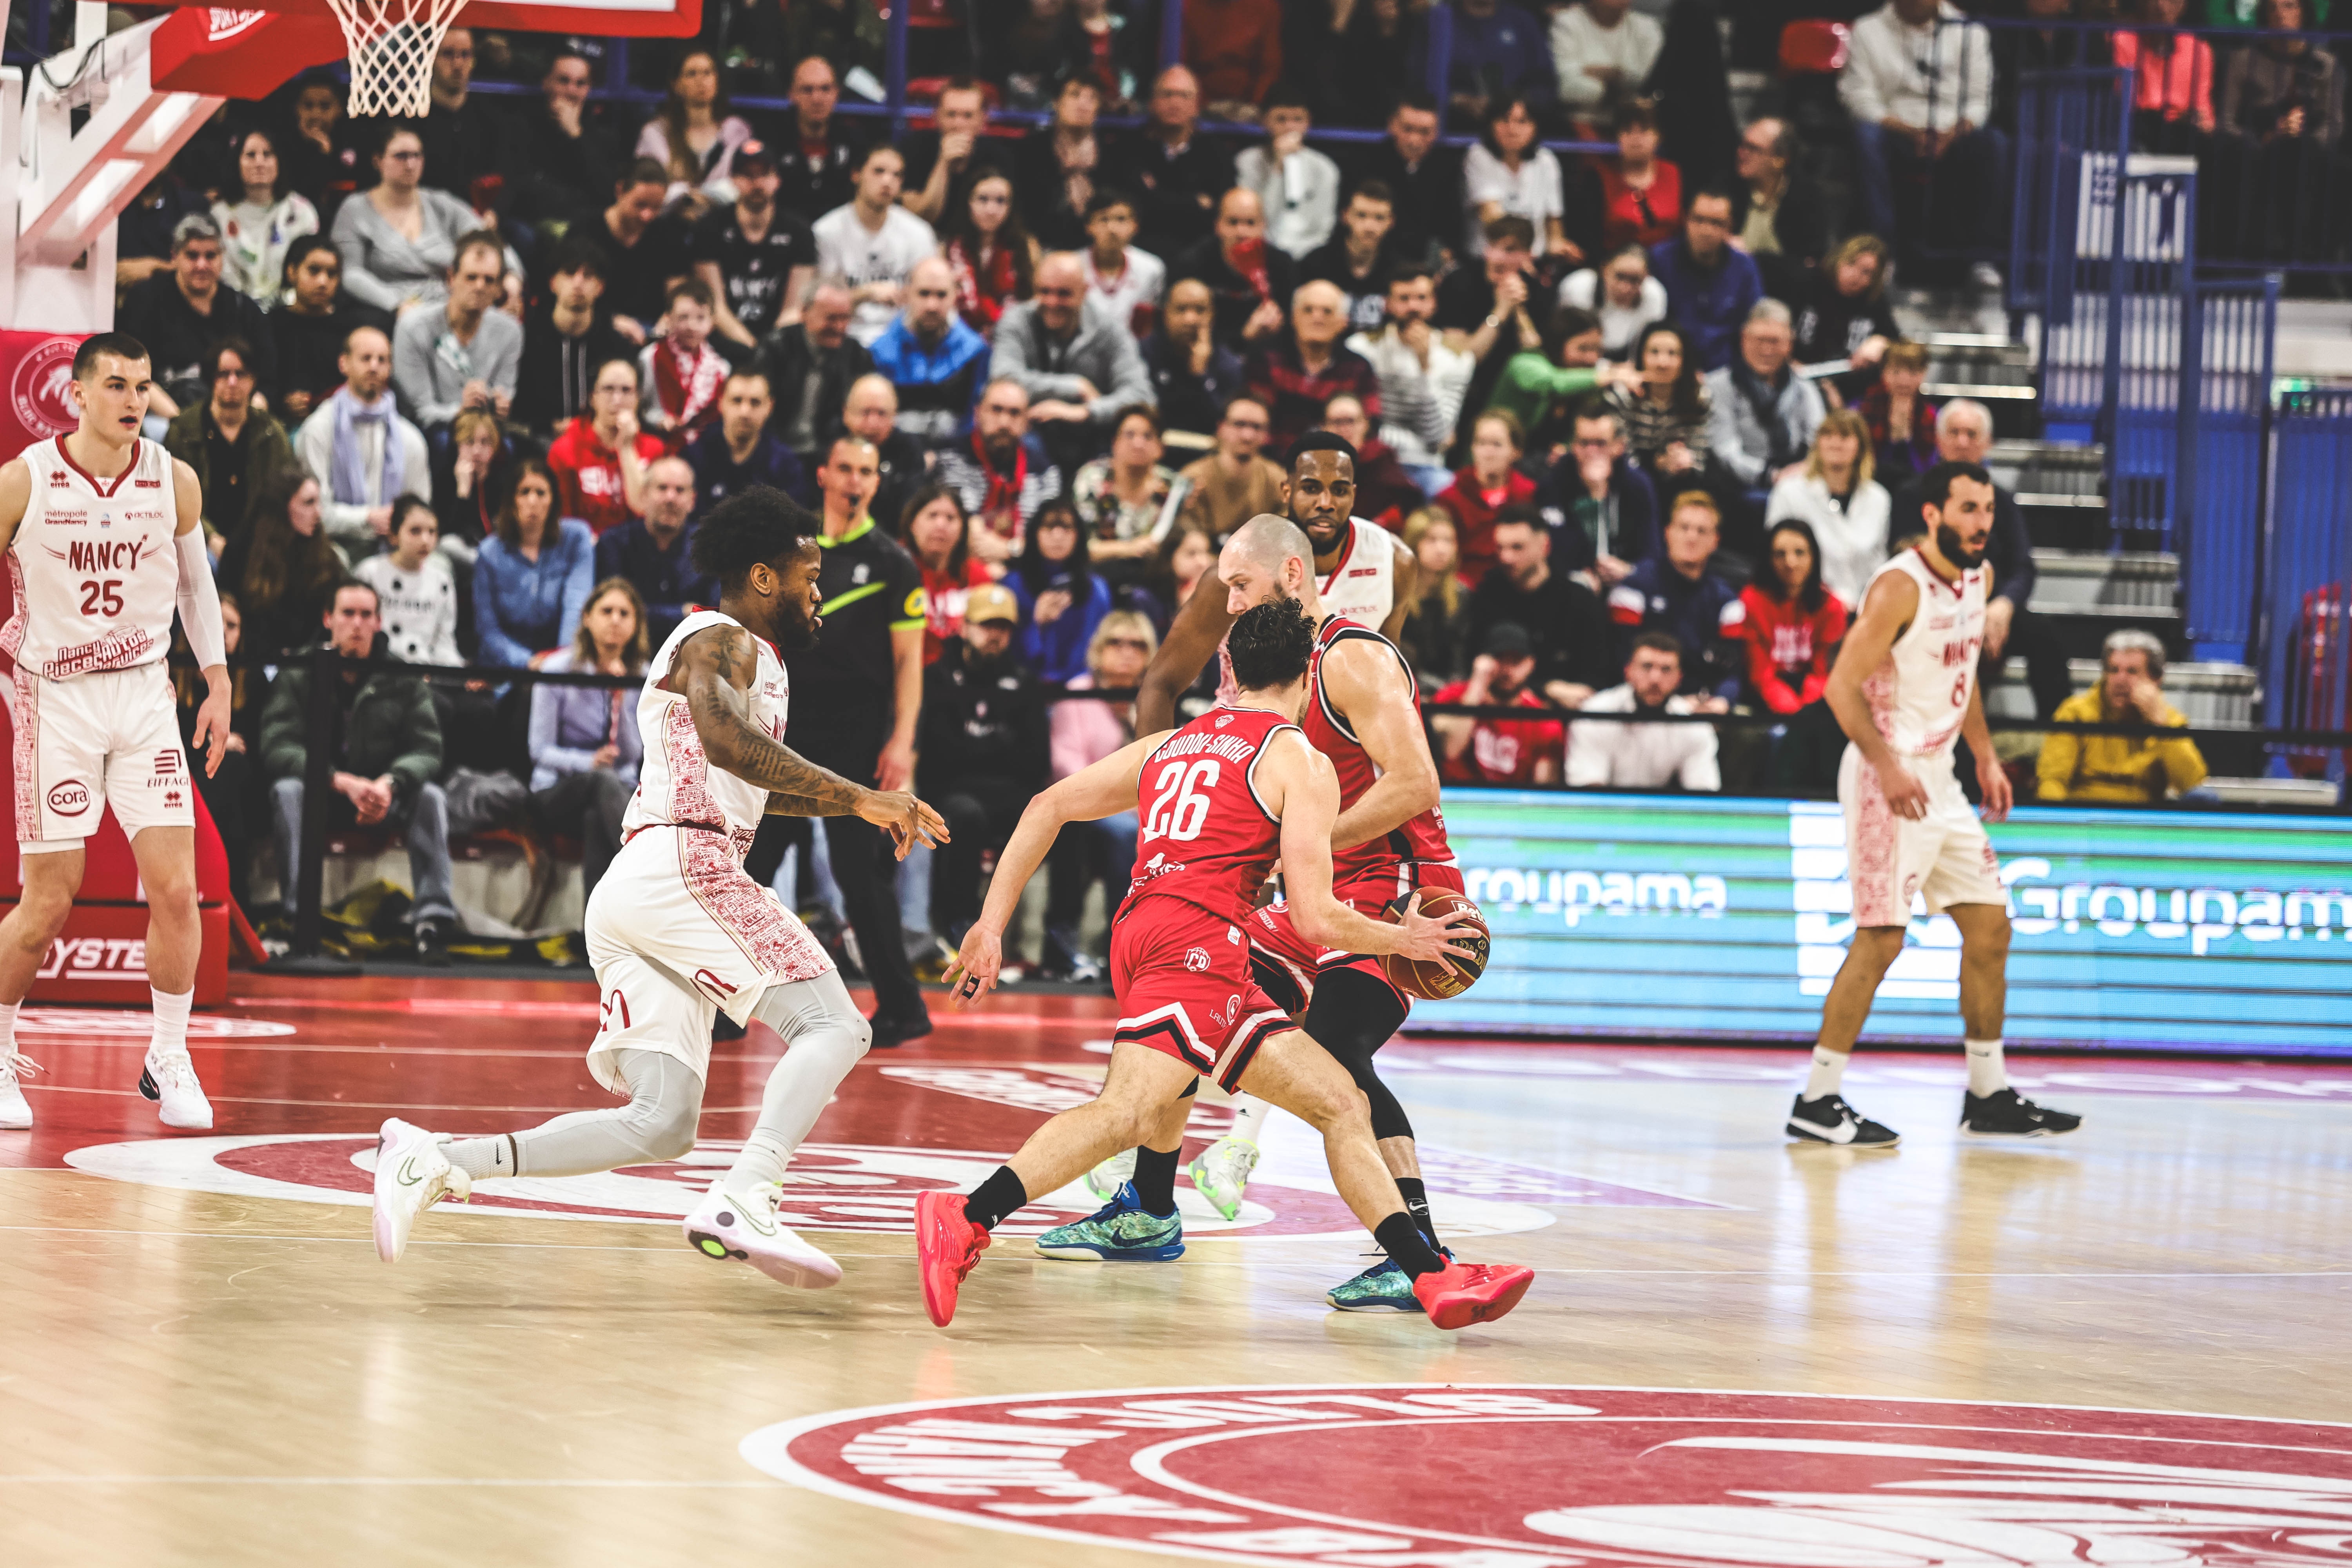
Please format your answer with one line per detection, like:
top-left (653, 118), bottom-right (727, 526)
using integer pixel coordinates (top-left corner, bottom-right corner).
top-left (1412, 1261), bottom-right (1534, 1330)
top-left (915, 1190), bottom-right (992, 1326)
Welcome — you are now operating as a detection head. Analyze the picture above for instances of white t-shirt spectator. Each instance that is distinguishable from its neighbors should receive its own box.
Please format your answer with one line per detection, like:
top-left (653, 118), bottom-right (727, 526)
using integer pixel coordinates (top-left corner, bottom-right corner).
top-left (353, 550), bottom-right (463, 667)
top-left (1560, 267), bottom-right (1670, 360)
top-left (1566, 682), bottom-right (1721, 791)
top-left (1085, 245), bottom-right (1165, 338)
top-left (1550, 2), bottom-right (1666, 123)
top-left (1462, 143), bottom-right (1566, 258)
top-left (1840, 1), bottom-right (1995, 137)
top-left (1347, 325), bottom-right (1477, 470)
top-left (1766, 473), bottom-right (1892, 610)
top-left (1234, 143), bottom-right (1343, 260)
top-left (812, 203), bottom-right (940, 346)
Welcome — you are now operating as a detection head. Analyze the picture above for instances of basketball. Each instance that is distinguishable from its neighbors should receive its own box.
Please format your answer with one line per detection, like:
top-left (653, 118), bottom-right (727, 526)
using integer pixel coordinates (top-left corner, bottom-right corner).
top-left (1381, 891), bottom-right (1490, 1000)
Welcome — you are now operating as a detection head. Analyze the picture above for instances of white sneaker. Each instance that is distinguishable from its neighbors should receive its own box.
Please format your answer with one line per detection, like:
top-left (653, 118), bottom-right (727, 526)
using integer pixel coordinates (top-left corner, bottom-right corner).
top-left (1084, 1146), bottom-right (1138, 1203)
top-left (139, 1051), bottom-right (212, 1130)
top-left (0, 1053), bottom-right (38, 1130)
top-left (1187, 1136), bottom-right (1259, 1222)
top-left (372, 1117), bottom-right (470, 1263)
top-left (682, 1180), bottom-right (841, 1289)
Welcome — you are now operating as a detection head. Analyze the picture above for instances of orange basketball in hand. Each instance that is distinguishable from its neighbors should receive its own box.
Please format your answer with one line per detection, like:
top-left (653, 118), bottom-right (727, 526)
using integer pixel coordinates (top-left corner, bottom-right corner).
top-left (1381, 891), bottom-right (1490, 1001)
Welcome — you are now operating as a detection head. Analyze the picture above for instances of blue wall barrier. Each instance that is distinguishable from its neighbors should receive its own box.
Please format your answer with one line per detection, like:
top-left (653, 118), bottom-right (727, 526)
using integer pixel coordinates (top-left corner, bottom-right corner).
top-left (1410, 789), bottom-right (2352, 1056)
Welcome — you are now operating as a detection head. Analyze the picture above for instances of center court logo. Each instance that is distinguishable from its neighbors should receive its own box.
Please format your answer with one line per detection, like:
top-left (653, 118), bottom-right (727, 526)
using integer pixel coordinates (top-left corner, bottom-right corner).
top-left (741, 1385), bottom-right (2352, 1567)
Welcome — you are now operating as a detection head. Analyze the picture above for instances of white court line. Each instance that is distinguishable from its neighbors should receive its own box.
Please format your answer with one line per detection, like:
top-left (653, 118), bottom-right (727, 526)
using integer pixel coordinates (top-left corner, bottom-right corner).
top-left (0, 1475), bottom-right (786, 1487)
top-left (0, 1226), bottom-right (2342, 1279)
top-left (15, 1085), bottom-right (770, 1112)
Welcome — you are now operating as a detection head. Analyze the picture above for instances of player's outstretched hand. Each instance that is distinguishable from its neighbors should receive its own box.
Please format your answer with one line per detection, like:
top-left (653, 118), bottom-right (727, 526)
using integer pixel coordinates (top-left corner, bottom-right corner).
top-left (1877, 760), bottom-right (1930, 821)
top-left (1394, 891), bottom-right (1485, 965)
top-left (192, 683), bottom-right (232, 778)
top-left (1977, 756), bottom-right (2014, 823)
top-left (941, 924), bottom-right (1004, 1008)
top-left (858, 790), bottom-right (950, 859)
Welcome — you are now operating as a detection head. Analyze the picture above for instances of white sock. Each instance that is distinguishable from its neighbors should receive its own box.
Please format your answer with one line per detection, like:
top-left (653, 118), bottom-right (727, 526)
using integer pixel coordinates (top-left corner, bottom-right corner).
top-left (0, 1000), bottom-right (17, 1058)
top-left (1965, 1037), bottom-right (2008, 1096)
top-left (149, 987), bottom-right (193, 1061)
top-left (441, 1134), bottom-right (517, 1180)
top-left (1227, 1096), bottom-right (1270, 1146)
top-left (1804, 1045), bottom-right (1847, 1100)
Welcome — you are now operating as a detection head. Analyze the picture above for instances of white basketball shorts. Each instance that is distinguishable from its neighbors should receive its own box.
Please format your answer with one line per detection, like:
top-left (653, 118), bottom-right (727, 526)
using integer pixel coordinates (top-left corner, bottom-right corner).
top-left (581, 823), bottom-right (835, 1093)
top-left (7, 662), bottom-right (193, 851)
top-left (1838, 743), bottom-right (2005, 928)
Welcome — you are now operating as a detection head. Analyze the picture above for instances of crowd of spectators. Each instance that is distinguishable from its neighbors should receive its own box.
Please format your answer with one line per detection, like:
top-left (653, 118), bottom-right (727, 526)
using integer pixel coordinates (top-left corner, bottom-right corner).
top-left (144, 0), bottom-right (2257, 977)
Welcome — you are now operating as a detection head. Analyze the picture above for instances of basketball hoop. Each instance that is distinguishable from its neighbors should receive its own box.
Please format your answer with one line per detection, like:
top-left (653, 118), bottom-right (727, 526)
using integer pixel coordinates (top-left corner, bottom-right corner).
top-left (321, 0), bottom-right (471, 116)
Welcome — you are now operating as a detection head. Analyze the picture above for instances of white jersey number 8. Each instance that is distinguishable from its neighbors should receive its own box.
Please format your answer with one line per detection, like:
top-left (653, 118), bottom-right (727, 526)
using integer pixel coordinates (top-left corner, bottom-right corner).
top-left (1142, 758), bottom-right (1221, 843)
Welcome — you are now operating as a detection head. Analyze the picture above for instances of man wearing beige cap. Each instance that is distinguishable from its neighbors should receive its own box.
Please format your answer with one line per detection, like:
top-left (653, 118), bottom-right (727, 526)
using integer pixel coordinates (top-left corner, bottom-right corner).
top-left (916, 582), bottom-right (1049, 946)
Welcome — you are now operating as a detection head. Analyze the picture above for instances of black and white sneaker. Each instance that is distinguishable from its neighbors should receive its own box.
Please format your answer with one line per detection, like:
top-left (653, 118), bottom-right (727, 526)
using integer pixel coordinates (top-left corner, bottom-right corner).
top-left (1961, 1087), bottom-right (2082, 1138)
top-left (1787, 1093), bottom-right (1901, 1148)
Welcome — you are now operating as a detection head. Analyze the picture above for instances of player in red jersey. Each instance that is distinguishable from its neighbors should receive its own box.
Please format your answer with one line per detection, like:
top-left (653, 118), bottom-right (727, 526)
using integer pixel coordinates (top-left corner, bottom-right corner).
top-left (1100, 508), bottom-right (1468, 1313)
top-left (915, 587), bottom-right (1533, 1332)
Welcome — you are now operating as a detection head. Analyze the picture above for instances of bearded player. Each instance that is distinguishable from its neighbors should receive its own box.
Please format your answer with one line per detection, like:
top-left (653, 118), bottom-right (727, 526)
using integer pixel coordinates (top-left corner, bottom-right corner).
top-left (372, 488), bottom-right (949, 1285)
top-left (1076, 501), bottom-right (1459, 1312)
top-left (918, 593), bottom-right (1530, 1331)
top-left (1789, 461), bottom-right (2080, 1148)
top-left (0, 334), bottom-right (231, 1133)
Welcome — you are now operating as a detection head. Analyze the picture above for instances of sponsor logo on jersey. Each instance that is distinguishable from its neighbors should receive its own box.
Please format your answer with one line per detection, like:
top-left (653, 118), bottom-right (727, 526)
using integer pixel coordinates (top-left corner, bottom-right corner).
top-left (154, 749), bottom-right (180, 776)
top-left (1184, 946), bottom-right (1210, 972)
top-left (45, 626), bottom-right (154, 678)
top-left (1348, 566), bottom-right (1377, 577)
top-left (47, 470), bottom-right (71, 487)
top-left (44, 509), bottom-right (85, 524)
top-left (693, 967), bottom-right (739, 1000)
top-left (741, 1385), bottom-right (2352, 1566)
top-left (46, 780), bottom-right (89, 815)
top-left (133, 478), bottom-right (162, 489)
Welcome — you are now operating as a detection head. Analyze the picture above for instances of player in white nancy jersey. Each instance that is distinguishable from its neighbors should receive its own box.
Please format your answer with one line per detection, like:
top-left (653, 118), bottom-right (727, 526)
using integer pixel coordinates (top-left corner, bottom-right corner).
top-left (372, 488), bottom-right (948, 1286)
top-left (0, 334), bottom-right (233, 1133)
top-left (1147, 431), bottom-right (1416, 715)
top-left (1791, 461), bottom-right (2080, 1149)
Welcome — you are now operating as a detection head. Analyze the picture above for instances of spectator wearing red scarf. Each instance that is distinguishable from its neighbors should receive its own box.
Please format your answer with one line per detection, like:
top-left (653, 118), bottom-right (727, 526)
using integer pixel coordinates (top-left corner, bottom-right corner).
top-left (1738, 517), bottom-right (1850, 714)
top-left (897, 482), bottom-right (997, 664)
top-left (942, 167), bottom-right (1039, 334)
top-left (547, 355), bottom-right (667, 534)
top-left (636, 279), bottom-right (728, 453)
top-left (934, 377), bottom-right (1064, 564)
top-left (1436, 408), bottom-right (1538, 585)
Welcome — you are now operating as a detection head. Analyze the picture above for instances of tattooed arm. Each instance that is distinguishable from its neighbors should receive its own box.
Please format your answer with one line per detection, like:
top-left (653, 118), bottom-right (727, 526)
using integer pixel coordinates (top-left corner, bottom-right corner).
top-left (665, 624), bottom-right (949, 855)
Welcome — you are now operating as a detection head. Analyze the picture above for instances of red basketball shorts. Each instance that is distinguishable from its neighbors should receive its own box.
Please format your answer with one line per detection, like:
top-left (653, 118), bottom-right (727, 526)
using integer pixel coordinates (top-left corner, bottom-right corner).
top-left (1109, 897), bottom-right (1292, 1094)
top-left (1247, 859), bottom-right (1466, 1009)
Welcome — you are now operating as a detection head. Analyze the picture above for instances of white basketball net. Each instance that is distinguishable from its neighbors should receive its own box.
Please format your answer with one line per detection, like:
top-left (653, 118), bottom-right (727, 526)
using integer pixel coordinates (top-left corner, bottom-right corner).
top-left (321, 0), bottom-right (472, 116)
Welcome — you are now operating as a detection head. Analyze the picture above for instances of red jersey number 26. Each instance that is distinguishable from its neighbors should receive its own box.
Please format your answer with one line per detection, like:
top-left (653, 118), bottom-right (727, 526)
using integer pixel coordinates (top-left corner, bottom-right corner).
top-left (1142, 759), bottom-right (1220, 844)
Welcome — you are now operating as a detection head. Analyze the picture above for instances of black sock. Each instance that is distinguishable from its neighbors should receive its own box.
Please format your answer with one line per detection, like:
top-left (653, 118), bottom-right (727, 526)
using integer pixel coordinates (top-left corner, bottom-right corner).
top-left (1394, 1176), bottom-right (1438, 1247)
top-left (1374, 1212), bottom-right (1445, 1278)
top-left (1132, 1145), bottom-right (1179, 1216)
top-left (966, 1165), bottom-right (1029, 1232)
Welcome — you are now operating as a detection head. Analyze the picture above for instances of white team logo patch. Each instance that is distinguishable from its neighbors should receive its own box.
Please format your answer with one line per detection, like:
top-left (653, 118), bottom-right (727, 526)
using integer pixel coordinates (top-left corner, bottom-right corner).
top-left (1185, 947), bottom-right (1212, 972)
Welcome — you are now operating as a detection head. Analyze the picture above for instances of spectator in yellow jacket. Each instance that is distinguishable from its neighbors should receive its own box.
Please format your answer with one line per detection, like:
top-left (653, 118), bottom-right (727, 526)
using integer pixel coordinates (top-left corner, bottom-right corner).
top-left (2036, 630), bottom-right (2208, 804)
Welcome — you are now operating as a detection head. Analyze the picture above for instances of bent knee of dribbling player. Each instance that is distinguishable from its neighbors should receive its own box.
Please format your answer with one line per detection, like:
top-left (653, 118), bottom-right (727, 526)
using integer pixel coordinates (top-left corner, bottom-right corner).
top-left (5, 851), bottom-right (85, 946)
top-left (1846, 925), bottom-right (1908, 969)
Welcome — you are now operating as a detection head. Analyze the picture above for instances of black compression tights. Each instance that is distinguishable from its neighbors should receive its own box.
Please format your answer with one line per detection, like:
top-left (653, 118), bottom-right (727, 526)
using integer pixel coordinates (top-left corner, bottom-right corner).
top-left (1300, 967), bottom-right (1417, 1144)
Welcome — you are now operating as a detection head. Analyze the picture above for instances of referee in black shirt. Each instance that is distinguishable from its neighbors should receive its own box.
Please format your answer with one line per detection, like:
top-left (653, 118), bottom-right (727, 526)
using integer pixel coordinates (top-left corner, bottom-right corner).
top-left (781, 435), bottom-right (933, 1044)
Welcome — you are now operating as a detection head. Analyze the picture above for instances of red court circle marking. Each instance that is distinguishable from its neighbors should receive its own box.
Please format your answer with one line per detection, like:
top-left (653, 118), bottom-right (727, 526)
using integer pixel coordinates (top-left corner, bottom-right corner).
top-left (741, 1384), bottom-right (2352, 1567)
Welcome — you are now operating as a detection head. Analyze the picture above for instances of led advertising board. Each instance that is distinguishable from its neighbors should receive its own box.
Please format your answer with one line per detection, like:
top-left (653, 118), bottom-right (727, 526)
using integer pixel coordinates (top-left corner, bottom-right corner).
top-left (1418, 792), bottom-right (2352, 1055)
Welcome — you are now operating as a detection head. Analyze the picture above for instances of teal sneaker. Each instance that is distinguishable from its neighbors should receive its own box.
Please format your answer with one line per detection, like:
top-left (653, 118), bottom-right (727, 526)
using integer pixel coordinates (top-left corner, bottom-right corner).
top-left (1034, 1183), bottom-right (1185, 1262)
top-left (1325, 1247), bottom-right (1455, 1313)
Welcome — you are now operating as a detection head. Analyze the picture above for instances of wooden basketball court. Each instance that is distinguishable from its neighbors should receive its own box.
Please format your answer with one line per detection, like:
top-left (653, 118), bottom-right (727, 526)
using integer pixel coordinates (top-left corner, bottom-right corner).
top-left (5, 973), bottom-right (2350, 1566)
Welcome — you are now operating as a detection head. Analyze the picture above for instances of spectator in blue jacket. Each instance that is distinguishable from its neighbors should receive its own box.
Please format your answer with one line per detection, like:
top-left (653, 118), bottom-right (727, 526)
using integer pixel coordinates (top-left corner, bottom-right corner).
top-left (1432, 0), bottom-right (1559, 129)
top-left (869, 255), bottom-right (991, 451)
top-left (528, 577), bottom-right (648, 903)
top-left (686, 369), bottom-right (808, 514)
top-left (1005, 496), bottom-right (1112, 685)
top-left (474, 456), bottom-right (596, 668)
top-left (1648, 188), bottom-right (1764, 374)
top-left (1606, 489), bottom-right (1744, 707)
top-left (594, 455), bottom-right (714, 648)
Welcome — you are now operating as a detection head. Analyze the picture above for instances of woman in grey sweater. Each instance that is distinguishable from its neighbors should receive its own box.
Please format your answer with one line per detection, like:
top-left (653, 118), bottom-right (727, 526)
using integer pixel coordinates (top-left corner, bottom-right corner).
top-left (330, 125), bottom-right (483, 315)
